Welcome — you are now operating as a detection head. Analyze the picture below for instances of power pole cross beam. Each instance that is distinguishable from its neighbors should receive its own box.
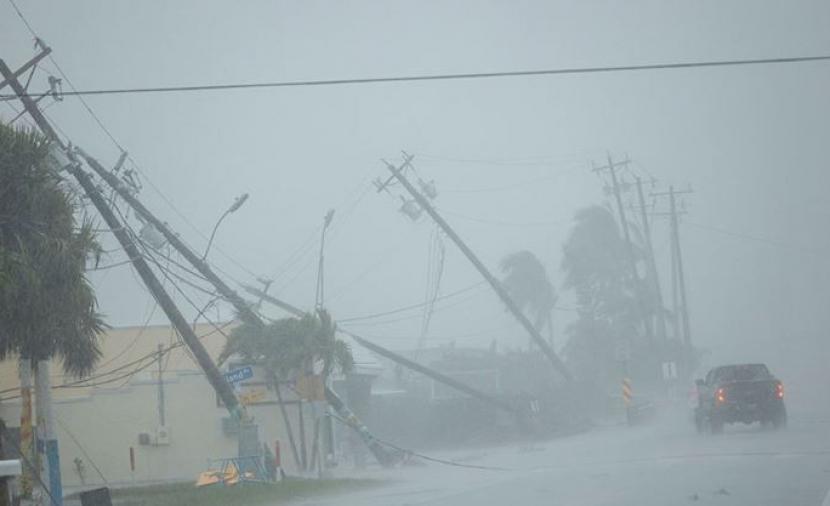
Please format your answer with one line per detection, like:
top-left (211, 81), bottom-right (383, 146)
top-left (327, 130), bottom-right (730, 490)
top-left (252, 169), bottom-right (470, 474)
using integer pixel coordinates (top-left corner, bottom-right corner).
top-left (384, 155), bottom-right (573, 381)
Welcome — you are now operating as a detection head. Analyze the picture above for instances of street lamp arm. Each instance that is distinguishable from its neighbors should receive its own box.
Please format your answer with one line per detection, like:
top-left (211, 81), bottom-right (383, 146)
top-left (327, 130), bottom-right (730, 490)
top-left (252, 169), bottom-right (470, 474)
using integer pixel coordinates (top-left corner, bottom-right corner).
top-left (202, 209), bottom-right (231, 261)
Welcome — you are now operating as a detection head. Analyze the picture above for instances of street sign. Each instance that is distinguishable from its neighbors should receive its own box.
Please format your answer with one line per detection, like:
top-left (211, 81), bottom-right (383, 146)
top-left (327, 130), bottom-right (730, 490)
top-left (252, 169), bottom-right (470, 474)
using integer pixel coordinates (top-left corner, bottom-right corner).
top-left (224, 366), bottom-right (254, 385)
top-left (239, 389), bottom-right (267, 406)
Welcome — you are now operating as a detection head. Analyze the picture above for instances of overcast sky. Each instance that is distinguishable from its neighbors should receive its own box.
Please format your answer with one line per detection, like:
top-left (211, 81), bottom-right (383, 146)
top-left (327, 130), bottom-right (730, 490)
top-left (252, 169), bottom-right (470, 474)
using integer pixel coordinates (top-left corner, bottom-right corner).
top-left (2, 1), bottom-right (829, 373)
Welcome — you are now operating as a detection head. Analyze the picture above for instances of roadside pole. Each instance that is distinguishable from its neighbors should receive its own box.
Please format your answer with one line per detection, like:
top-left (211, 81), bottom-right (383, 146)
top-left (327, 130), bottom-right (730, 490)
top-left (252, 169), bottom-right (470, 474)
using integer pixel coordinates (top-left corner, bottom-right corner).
top-left (34, 361), bottom-right (62, 506)
top-left (18, 359), bottom-right (33, 499)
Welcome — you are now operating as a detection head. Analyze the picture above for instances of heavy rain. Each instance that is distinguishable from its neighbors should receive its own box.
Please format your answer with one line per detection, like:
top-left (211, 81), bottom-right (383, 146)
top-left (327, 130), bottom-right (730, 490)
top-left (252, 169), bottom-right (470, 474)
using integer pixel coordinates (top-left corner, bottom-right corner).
top-left (1, 2), bottom-right (829, 505)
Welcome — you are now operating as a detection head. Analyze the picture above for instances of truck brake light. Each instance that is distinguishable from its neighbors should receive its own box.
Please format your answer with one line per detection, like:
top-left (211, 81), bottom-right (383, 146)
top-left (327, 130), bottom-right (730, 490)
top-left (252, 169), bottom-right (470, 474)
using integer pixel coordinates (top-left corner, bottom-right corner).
top-left (716, 387), bottom-right (726, 404)
top-left (776, 382), bottom-right (784, 400)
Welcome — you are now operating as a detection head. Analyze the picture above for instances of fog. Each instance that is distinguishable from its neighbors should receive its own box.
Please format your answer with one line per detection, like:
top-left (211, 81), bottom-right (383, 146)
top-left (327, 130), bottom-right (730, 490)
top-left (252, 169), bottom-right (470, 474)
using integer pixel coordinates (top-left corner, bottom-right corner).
top-left (2, 1), bottom-right (830, 504)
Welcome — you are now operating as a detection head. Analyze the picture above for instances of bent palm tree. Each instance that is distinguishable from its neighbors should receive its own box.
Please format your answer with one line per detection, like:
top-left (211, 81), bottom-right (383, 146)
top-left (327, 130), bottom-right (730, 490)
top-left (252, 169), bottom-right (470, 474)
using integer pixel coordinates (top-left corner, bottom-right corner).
top-left (500, 250), bottom-right (558, 348)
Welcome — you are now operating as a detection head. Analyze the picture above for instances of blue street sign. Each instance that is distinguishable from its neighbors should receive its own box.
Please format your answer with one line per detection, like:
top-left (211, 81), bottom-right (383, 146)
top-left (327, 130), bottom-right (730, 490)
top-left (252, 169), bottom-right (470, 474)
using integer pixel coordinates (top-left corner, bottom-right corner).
top-left (224, 366), bottom-right (254, 384)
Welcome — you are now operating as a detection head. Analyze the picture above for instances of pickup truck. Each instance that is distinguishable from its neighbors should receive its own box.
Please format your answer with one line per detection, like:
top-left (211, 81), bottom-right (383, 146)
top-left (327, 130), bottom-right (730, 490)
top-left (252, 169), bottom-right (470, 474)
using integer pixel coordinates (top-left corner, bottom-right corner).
top-left (694, 363), bottom-right (786, 433)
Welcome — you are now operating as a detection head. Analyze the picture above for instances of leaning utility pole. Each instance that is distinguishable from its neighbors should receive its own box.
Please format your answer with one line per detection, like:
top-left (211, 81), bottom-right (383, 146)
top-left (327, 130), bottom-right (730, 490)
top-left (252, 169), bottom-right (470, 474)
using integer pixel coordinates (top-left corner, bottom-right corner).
top-left (75, 150), bottom-right (401, 467)
top-left (246, 287), bottom-right (526, 444)
top-left (381, 155), bottom-right (572, 381)
top-left (0, 57), bottom-right (246, 420)
top-left (651, 186), bottom-right (693, 364)
top-left (634, 176), bottom-right (668, 343)
top-left (593, 155), bottom-right (655, 344)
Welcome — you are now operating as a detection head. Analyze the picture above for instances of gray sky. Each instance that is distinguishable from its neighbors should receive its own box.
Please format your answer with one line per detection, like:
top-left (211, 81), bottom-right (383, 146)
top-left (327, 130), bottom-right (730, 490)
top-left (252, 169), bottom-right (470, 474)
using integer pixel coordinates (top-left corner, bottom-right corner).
top-left (2, 0), bottom-right (829, 368)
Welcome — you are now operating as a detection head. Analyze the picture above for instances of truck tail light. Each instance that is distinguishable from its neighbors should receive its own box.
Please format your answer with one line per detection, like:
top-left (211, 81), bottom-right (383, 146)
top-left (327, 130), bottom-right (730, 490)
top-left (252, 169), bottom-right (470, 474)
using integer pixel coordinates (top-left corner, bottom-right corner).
top-left (776, 382), bottom-right (784, 400)
top-left (715, 387), bottom-right (726, 404)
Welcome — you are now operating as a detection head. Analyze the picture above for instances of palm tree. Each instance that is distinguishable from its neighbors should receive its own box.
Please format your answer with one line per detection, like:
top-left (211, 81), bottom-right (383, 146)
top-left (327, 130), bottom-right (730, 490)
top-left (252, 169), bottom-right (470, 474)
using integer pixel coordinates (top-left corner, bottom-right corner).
top-left (0, 124), bottom-right (106, 374)
top-left (500, 250), bottom-right (558, 347)
top-left (561, 205), bottom-right (665, 383)
top-left (220, 309), bottom-right (353, 471)
top-left (0, 123), bottom-right (105, 498)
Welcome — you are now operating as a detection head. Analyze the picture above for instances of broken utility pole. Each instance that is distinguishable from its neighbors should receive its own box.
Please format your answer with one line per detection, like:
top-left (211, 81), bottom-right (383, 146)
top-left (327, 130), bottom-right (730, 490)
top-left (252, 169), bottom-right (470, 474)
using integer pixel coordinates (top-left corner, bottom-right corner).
top-left (0, 57), bottom-right (246, 421)
top-left (245, 285), bottom-right (528, 461)
top-left (75, 150), bottom-right (402, 467)
top-left (380, 154), bottom-right (573, 381)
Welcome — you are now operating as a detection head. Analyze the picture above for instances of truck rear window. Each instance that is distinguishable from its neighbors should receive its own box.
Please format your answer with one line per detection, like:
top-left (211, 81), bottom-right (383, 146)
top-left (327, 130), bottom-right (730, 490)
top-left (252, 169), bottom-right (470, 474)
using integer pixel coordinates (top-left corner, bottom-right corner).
top-left (715, 364), bottom-right (771, 382)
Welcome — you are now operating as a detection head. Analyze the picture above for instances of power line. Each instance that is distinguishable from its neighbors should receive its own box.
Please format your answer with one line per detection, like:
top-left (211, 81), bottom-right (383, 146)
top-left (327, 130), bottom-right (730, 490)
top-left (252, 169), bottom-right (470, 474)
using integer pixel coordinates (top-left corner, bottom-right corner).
top-left (4, 55), bottom-right (830, 99)
top-left (339, 281), bottom-right (486, 323)
top-left (5, 0), bottom-right (264, 288)
top-left (0, 322), bottom-right (233, 401)
top-left (684, 220), bottom-right (824, 255)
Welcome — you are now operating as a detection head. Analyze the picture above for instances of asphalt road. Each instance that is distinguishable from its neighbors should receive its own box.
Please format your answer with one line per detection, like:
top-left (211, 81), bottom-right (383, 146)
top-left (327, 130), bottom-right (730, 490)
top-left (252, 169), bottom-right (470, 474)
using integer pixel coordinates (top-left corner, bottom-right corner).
top-left (300, 405), bottom-right (830, 506)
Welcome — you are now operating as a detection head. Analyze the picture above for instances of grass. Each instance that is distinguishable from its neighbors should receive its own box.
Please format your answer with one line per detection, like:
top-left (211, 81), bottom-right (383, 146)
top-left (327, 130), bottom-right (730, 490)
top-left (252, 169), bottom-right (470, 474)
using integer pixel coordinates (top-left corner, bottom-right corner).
top-left (99, 478), bottom-right (379, 506)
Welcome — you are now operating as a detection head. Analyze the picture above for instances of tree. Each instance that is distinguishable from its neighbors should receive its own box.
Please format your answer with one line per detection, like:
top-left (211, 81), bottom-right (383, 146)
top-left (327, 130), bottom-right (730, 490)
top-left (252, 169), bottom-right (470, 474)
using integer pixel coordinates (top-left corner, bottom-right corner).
top-left (499, 250), bottom-right (557, 346)
top-left (0, 124), bottom-right (105, 375)
top-left (220, 310), bottom-right (354, 471)
top-left (560, 206), bottom-right (644, 384)
top-left (0, 123), bottom-right (105, 500)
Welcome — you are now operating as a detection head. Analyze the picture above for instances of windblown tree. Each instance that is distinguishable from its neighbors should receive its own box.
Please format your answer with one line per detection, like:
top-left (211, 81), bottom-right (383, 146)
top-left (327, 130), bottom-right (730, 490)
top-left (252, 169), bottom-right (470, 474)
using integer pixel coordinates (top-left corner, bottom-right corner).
top-left (220, 310), bottom-right (354, 470)
top-left (500, 250), bottom-right (558, 347)
top-left (0, 123), bottom-right (105, 375)
top-left (560, 205), bottom-right (654, 384)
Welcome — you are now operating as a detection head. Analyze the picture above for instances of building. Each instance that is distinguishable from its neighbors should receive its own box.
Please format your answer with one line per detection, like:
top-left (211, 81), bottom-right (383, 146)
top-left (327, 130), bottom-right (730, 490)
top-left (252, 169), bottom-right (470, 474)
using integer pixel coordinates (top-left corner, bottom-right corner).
top-left (0, 321), bottom-right (380, 492)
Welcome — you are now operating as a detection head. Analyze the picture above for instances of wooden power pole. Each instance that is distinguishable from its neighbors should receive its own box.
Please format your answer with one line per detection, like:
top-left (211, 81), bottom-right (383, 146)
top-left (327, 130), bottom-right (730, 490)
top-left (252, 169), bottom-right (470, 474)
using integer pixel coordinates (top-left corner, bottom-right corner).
top-left (381, 155), bottom-right (572, 381)
top-left (592, 154), bottom-right (655, 345)
top-left (635, 176), bottom-right (668, 343)
top-left (0, 57), bottom-right (247, 420)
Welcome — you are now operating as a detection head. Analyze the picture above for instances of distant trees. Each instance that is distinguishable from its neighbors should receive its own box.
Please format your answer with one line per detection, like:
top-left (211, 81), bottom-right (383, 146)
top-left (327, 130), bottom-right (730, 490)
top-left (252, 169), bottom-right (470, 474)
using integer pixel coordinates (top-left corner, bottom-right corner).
top-left (0, 124), bottom-right (105, 375)
top-left (560, 205), bottom-right (665, 384)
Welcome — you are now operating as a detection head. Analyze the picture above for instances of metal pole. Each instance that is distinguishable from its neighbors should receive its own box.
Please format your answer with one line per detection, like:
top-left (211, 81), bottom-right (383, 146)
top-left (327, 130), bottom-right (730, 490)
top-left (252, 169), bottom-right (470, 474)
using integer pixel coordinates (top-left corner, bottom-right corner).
top-left (35, 361), bottom-right (62, 506)
top-left (384, 157), bottom-right (572, 381)
top-left (157, 344), bottom-right (166, 427)
top-left (203, 210), bottom-right (230, 261)
top-left (18, 358), bottom-right (33, 499)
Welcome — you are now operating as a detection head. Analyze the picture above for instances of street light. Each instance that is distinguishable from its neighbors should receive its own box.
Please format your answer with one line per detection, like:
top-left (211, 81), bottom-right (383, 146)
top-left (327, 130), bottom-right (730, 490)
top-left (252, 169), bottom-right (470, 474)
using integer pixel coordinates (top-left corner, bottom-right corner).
top-left (202, 193), bottom-right (249, 261)
top-left (315, 209), bottom-right (335, 310)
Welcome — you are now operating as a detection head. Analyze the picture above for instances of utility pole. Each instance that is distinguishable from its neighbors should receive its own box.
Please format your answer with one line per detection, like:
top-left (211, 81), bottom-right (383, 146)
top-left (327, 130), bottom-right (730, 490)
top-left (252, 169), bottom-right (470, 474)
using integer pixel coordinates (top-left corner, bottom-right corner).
top-left (669, 187), bottom-right (692, 353)
top-left (592, 154), bottom-right (654, 345)
top-left (246, 286), bottom-right (529, 457)
top-left (76, 145), bottom-right (401, 467)
top-left (381, 155), bottom-right (572, 381)
top-left (635, 176), bottom-right (668, 343)
top-left (0, 56), bottom-right (247, 423)
top-left (17, 358), bottom-right (33, 499)
top-left (651, 186), bottom-right (694, 369)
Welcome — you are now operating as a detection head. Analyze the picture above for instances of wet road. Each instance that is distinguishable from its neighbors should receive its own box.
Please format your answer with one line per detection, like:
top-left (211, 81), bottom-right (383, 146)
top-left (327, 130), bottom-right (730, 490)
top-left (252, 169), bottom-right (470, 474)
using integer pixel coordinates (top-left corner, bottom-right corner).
top-left (299, 406), bottom-right (830, 506)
